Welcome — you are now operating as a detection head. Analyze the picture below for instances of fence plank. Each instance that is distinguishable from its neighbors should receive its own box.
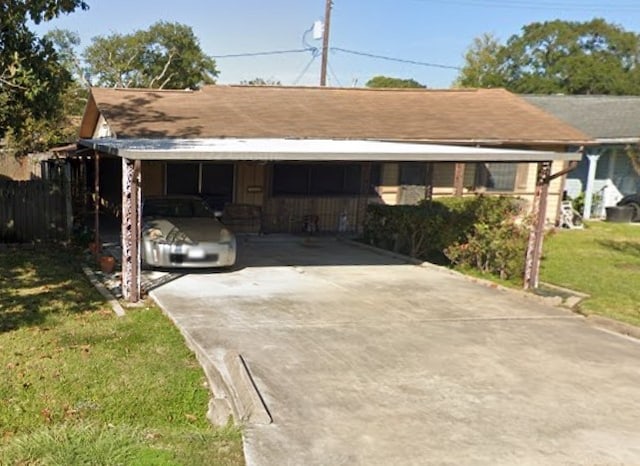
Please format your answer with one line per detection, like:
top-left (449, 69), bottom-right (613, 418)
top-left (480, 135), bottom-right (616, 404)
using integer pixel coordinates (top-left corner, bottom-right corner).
top-left (0, 180), bottom-right (67, 242)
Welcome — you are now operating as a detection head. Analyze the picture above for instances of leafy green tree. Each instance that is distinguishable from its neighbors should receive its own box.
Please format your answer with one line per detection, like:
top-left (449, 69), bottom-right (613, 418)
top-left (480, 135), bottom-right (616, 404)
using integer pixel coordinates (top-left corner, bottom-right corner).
top-left (456, 18), bottom-right (640, 95)
top-left (0, 0), bottom-right (88, 153)
top-left (83, 21), bottom-right (218, 89)
top-left (240, 78), bottom-right (282, 86)
top-left (455, 33), bottom-right (505, 88)
top-left (365, 76), bottom-right (426, 88)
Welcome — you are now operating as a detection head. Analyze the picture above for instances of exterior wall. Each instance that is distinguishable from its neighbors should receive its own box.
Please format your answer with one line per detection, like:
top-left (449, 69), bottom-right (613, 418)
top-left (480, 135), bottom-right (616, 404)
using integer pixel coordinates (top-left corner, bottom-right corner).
top-left (142, 161), bottom-right (164, 196)
top-left (566, 145), bottom-right (640, 217)
top-left (138, 157), bottom-right (572, 232)
top-left (262, 196), bottom-right (361, 233)
top-left (377, 163), bottom-right (399, 205)
top-left (0, 153), bottom-right (46, 181)
top-left (235, 162), bottom-right (265, 206)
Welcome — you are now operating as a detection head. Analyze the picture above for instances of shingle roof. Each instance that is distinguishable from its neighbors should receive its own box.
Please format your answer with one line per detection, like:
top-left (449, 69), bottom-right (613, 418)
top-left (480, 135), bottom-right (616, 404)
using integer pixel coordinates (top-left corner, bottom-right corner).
top-left (82, 86), bottom-right (590, 146)
top-left (523, 95), bottom-right (640, 141)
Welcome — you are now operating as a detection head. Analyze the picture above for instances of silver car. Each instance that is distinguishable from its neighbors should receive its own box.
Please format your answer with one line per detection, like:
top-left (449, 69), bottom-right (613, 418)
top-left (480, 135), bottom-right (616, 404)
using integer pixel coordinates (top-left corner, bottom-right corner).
top-left (141, 196), bottom-right (236, 268)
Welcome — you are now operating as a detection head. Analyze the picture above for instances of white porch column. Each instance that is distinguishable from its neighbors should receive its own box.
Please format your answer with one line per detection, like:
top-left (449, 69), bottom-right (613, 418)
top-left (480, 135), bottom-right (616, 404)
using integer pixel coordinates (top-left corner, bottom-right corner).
top-left (583, 154), bottom-right (600, 220)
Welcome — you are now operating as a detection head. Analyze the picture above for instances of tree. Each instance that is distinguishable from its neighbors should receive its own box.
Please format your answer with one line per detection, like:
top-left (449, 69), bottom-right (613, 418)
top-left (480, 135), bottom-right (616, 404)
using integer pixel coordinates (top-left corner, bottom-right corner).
top-left (365, 76), bottom-right (426, 88)
top-left (83, 21), bottom-right (218, 89)
top-left (0, 0), bottom-right (88, 152)
top-left (456, 19), bottom-right (640, 95)
top-left (455, 33), bottom-right (505, 89)
top-left (240, 78), bottom-right (282, 86)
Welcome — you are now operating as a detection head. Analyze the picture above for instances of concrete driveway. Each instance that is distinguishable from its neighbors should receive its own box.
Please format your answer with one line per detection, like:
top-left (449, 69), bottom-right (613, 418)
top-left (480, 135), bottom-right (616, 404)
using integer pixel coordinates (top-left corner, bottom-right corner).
top-left (150, 236), bottom-right (640, 466)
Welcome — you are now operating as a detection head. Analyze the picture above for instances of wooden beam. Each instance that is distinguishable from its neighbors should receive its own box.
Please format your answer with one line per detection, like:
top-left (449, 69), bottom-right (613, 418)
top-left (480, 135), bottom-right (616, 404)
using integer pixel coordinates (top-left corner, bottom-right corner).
top-left (424, 162), bottom-right (434, 202)
top-left (524, 161), bottom-right (552, 290)
top-left (453, 163), bottom-right (465, 196)
top-left (356, 162), bottom-right (372, 233)
top-left (121, 158), bottom-right (142, 302)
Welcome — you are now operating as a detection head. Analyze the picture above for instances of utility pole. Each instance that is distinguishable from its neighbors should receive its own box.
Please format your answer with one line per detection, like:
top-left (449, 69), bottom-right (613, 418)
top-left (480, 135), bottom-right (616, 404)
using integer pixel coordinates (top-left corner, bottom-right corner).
top-left (320, 0), bottom-right (332, 86)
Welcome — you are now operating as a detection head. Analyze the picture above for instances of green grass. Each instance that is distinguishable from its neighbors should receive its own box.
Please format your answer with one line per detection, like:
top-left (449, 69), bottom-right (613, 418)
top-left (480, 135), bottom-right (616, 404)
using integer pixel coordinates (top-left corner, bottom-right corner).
top-left (541, 221), bottom-right (640, 326)
top-left (0, 246), bottom-right (244, 465)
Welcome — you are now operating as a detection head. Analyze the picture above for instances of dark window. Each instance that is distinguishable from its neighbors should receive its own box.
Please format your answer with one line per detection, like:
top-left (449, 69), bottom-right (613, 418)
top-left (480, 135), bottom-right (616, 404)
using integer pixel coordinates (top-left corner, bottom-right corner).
top-left (483, 163), bottom-right (517, 191)
top-left (400, 162), bottom-right (427, 185)
top-left (272, 164), bottom-right (362, 196)
top-left (166, 163), bottom-right (199, 194)
top-left (201, 163), bottom-right (234, 210)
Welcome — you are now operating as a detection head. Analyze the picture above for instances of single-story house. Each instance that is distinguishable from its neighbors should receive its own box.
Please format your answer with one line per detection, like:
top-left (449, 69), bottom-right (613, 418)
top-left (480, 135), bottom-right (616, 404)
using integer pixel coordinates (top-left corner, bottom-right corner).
top-left (77, 85), bottom-right (590, 300)
top-left (524, 95), bottom-right (640, 219)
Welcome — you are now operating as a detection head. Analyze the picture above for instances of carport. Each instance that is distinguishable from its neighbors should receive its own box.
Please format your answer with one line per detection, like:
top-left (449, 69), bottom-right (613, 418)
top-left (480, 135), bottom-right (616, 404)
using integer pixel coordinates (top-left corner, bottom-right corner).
top-left (79, 137), bottom-right (581, 302)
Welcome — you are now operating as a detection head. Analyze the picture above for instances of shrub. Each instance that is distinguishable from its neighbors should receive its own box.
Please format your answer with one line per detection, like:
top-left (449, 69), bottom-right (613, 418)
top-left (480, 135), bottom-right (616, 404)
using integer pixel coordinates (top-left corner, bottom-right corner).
top-left (363, 195), bottom-right (530, 279)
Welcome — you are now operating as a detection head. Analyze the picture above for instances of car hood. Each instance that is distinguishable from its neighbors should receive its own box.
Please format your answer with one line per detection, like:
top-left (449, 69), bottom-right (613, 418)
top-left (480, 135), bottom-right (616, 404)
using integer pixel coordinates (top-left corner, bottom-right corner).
top-left (144, 217), bottom-right (225, 243)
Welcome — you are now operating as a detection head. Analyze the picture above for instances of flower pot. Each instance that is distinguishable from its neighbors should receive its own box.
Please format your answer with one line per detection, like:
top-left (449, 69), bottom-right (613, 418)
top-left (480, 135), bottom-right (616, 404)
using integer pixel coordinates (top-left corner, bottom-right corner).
top-left (99, 255), bottom-right (116, 274)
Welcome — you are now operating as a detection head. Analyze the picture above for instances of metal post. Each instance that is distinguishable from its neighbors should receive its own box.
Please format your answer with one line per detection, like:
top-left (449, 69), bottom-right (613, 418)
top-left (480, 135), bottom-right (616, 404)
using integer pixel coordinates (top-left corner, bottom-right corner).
top-left (93, 151), bottom-right (100, 260)
top-left (524, 161), bottom-right (552, 290)
top-left (122, 158), bottom-right (142, 302)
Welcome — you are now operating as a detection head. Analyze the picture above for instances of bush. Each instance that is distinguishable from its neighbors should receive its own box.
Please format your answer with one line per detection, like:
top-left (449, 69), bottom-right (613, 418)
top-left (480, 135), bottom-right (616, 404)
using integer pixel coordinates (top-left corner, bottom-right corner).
top-left (362, 196), bottom-right (530, 279)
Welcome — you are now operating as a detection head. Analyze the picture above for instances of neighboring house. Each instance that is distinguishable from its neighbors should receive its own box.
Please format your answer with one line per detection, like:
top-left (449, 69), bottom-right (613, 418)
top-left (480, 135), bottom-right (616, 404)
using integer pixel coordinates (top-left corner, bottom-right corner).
top-left (524, 95), bottom-right (640, 219)
top-left (79, 86), bottom-right (589, 230)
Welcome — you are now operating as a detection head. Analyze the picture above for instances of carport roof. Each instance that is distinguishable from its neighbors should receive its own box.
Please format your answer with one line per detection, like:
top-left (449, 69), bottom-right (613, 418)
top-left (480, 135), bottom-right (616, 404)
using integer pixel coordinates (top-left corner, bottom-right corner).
top-left (78, 137), bottom-right (582, 162)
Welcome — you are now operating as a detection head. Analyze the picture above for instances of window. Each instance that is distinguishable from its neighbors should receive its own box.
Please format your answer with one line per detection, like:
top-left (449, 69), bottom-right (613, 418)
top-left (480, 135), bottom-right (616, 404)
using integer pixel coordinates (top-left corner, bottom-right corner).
top-left (480, 163), bottom-right (517, 191)
top-left (166, 163), bottom-right (199, 194)
top-left (272, 164), bottom-right (362, 196)
top-left (399, 162), bottom-right (427, 185)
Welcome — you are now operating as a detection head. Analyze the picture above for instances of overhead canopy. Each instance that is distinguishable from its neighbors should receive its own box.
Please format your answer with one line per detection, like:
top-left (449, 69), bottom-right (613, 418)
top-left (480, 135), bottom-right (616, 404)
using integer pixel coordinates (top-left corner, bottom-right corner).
top-left (78, 138), bottom-right (582, 162)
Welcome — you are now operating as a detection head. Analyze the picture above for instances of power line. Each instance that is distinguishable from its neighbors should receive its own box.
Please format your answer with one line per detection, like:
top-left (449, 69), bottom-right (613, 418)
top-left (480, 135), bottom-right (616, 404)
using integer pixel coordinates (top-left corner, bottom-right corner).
top-left (327, 61), bottom-right (342, 87)
top-left (331, 47), bottom-right (461, 71)
top-left (212, 49), bottom-right (311, 59)
top-left (416, 0), bottom-right (640, 11)
top-left (292, 54), bottom-right (319, 85)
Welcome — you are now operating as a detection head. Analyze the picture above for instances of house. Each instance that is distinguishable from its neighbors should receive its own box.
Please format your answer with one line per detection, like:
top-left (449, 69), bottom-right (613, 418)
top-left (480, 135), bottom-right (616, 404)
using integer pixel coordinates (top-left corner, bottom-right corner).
top-left (524, 95), bottom-right (640, 219)
top-left (77, 85), bottom-right (589, 300)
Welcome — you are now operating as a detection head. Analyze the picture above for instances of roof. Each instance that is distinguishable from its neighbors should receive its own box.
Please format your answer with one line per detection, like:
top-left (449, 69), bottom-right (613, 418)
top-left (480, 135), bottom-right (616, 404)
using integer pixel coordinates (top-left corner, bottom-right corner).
top-left (80, 86), bottom-right (591, 146)
top-left (523, 95), bottom-right (640, 143)
top-left (78, 137), bottom-right (581, 162)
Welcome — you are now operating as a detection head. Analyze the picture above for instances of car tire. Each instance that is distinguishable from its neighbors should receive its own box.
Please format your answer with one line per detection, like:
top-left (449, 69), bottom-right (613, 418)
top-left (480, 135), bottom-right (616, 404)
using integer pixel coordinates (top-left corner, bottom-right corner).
top-left (627, 202), bottom-right (640, 222)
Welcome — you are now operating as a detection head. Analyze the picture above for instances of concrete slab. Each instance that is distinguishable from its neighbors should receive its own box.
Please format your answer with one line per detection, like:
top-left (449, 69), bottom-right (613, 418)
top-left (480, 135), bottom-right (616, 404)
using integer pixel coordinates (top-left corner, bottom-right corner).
top-left (150, 237), bottom-right (640, 465)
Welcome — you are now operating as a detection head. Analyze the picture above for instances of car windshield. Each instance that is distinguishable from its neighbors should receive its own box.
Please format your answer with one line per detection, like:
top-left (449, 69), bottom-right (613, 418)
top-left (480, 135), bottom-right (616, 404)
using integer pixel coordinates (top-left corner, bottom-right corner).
top-left (143, 198), bottom-right (214, 218)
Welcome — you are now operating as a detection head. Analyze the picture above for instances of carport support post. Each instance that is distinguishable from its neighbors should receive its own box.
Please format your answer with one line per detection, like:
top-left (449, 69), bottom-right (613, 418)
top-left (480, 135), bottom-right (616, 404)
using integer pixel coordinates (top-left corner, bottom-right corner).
top-left (93, 151), bottom-right (101, 260)
top-left (122, 158), bottom-right (142, 302)
top-left (524, 161), bottom-right (552, 290)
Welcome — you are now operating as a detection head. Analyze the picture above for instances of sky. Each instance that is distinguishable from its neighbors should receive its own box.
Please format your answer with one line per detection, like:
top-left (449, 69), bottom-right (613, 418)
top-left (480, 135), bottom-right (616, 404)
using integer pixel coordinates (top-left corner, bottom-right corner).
top-left (32, 0), bottom-right (640, 89)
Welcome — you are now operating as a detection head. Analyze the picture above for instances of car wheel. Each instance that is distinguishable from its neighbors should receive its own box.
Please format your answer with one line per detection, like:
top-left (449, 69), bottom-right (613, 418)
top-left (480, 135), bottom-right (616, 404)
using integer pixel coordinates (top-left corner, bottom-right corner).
top-left (627, 202), bottom-right (640, 222)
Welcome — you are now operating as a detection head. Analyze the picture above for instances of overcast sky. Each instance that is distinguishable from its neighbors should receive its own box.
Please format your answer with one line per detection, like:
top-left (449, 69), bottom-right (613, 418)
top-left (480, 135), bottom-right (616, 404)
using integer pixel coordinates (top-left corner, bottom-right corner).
top-left (33, 0), bottom-right (640, 88)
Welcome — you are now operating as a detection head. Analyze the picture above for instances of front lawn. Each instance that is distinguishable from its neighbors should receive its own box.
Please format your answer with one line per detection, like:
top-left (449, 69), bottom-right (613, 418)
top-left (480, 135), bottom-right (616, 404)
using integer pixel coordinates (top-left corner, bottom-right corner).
top-left (0, 246), bottom-right (244, 465)
top-left (541, 221), bottom-right (640, 326)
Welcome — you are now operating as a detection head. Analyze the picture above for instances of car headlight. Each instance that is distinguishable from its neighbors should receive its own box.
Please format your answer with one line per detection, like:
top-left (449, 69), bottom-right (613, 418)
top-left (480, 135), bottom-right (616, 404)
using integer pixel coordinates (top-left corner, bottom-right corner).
top-left (220, 228), bottom-right (233, 243)
top-left (145, 228), bottom-right (164, 240)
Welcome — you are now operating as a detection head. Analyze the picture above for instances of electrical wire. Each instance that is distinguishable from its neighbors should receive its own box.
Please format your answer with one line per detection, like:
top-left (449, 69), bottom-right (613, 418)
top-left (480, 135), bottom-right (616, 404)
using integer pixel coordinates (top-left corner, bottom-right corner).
top-left (292, 53), bottom-right (319, 85)
top-left (212, 49), bottom-right (312, 59)
top-left (327, 61), bottom-right (342, 87)
top-left (331, 47), bottom-right (461, 70)
top-left (414, 0), bottom-right (640, 11)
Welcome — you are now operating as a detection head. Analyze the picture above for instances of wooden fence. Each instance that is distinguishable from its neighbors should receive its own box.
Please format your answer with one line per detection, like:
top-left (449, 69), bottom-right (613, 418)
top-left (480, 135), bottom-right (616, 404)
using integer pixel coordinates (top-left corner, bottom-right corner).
top-left (0, 179), bottom-right (71, 242)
